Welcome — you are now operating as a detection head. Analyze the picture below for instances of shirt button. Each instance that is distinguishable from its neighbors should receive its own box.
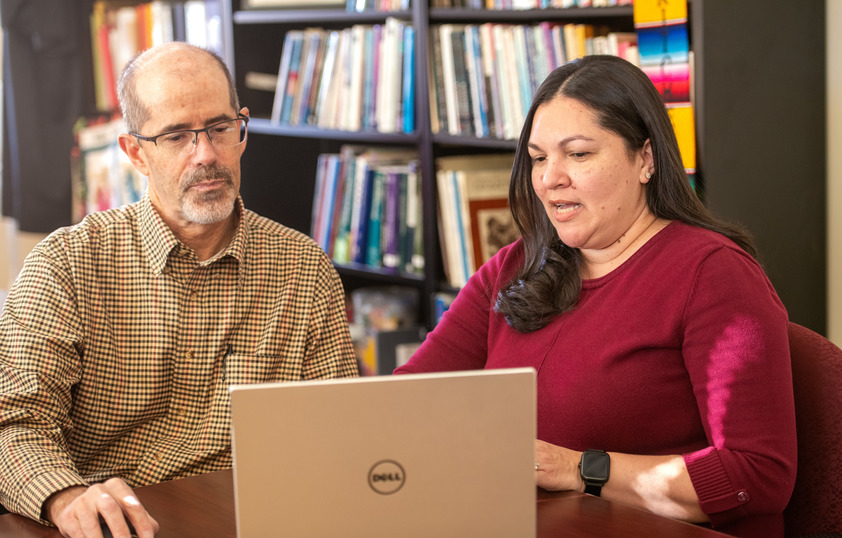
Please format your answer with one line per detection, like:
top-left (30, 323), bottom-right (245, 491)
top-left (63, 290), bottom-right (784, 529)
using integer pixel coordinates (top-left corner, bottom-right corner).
top-left (186, 350), bottom-right (194, 361)
top-left (737, 491), bottom-right (750, 502)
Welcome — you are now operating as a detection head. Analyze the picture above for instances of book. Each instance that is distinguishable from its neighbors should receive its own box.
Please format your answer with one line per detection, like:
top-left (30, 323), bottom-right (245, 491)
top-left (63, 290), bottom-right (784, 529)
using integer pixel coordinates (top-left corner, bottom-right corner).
top-left (428, 27), bottom-right (448, 134)
top-left (365, 168), bottom-right (386, 267)
top-left (289, 29), bottom-right (314, 126)
top-left (380, 167), bottom-right (403, 269)
top-left (375, 18), bottom-right (401, 133)
top-left (361, 25), bottom-right (378, 131)
top-left (464, 25), bottom-right (488, 138)
top-left (332, 146), bottom-right (361, 264)
top-left (451, 170), bottom-right (475, 283)
top-left (312, 154), bottom-right (342, 253)
top-left (436, 169), bottom-right (462, 287)
top-left (406, 163), bottom-right (424, 274)
top-left (479, 24), bottom-right (503, 139)
top-left (314, 30), bottom-right (341, 127)
top-left (449, 27), bottom-right (474, 136)
top-left (401, 26), bottom-right (416, 134)
top-left (271, 30), bottom-right (303, 124)
top-left (349, 162), bottom-right (375, 264)
top-left (345, 25), bottom-right (367, 131)
top-left (438, 24), bottom-right (461, 135)
top-left (511, 25), bottom-right (533, 118)
top-left (311, 153), bottom-right (330, 249)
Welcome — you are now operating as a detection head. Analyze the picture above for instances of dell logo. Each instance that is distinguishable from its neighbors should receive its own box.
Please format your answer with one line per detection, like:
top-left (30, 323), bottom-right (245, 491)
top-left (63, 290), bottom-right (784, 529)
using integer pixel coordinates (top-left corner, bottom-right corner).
top-left (368, 460), bottom-right (406, 495)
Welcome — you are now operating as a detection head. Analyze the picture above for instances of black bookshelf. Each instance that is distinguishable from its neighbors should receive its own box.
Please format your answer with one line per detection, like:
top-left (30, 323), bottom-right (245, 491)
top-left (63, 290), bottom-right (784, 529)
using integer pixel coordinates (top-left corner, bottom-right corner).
top-left (221, 0), bottom-right (827, 334)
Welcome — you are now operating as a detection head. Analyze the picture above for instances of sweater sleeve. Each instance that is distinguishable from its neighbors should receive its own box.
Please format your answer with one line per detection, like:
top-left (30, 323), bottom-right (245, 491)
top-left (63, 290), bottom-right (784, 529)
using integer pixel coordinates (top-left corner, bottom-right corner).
top-left (395, 241), bottom-right (522, 374)
top-left (680, 246), bottom-right (796, 527)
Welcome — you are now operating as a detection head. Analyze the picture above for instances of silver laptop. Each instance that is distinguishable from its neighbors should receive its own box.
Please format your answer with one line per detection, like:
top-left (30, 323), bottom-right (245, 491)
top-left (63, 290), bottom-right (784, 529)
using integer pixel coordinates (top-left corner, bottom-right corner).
top-left (229, 368), bottom-right (536, 537)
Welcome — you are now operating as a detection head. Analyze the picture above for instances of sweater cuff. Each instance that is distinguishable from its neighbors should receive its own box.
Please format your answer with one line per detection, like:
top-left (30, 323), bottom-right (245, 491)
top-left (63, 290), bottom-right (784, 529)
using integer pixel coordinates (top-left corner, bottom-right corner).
top-left (20, 469), bottom-right (88, 525)
top-left (684, 447), bottom-right (749, 526)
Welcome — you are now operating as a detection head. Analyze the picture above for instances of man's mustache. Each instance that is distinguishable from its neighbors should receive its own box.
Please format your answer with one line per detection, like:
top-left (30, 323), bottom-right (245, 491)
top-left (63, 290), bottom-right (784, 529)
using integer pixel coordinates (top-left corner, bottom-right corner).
top-left (183, 165), bottom-right (234, 187)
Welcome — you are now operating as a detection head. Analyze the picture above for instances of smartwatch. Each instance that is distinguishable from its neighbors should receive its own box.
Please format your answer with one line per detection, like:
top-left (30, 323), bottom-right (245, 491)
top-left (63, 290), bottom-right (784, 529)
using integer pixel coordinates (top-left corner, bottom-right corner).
top-left (579, 449), bottom-right (610, 497)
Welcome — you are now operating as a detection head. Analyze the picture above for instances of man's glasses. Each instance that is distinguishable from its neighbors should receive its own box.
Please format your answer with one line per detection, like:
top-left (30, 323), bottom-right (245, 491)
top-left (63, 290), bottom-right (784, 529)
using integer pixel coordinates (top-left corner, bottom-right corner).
top-left (131, 114), bottom-right (248, 156)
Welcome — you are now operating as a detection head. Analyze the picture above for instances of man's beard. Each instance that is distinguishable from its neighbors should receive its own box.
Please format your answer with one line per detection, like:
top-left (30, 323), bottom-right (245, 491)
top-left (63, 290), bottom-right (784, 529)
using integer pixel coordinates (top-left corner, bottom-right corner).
top-left (179, 164), bottom-right (237, 224)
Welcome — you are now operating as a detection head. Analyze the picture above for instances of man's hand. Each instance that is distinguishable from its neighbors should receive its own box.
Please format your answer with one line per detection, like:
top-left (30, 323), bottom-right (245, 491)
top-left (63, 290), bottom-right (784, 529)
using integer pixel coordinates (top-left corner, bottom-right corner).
top-left (44, 478), bottom-right (159, 537)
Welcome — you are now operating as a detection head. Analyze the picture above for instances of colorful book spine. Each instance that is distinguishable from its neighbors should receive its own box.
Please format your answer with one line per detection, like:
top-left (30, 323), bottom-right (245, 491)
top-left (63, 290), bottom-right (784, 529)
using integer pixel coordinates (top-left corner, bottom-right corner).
top-left (381, 170), bottom-right (402, 269)
top-left (401, 26), bottom-right (416, 134)
top-left (365, 169), bottom-right (386, 267)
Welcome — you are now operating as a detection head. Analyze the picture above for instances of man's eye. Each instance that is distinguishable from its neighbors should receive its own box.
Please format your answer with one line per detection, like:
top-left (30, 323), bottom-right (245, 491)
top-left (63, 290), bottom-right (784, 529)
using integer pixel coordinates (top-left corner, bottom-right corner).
top-left (162, 132), bottom-right (189, 144)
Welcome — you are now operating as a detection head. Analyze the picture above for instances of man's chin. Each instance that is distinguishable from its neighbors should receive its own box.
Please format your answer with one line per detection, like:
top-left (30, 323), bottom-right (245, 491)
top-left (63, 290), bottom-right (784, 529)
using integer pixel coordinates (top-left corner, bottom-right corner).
top-left (182, 193), bottom-right (236, 225)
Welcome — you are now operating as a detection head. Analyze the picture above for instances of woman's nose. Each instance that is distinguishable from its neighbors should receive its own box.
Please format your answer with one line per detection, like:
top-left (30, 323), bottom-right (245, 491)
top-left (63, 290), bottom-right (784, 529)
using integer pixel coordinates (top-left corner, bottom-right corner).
top-left (541, 158), bottom-right (571, 189)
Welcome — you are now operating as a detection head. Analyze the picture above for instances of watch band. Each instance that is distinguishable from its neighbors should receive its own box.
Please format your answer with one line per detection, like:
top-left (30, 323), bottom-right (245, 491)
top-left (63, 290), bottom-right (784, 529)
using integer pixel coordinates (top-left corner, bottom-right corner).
top-left (584, 481), bottom-right (604, 497)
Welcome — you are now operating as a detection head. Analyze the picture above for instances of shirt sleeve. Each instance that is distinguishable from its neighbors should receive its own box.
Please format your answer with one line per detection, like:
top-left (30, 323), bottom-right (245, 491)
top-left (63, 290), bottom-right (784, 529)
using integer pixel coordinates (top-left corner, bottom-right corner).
top-left (680, 246), bottom-right (797, 526)
top-left (302, 253), bottom-right (360, 380)
top-left (0, 245), bottom-right (90, 523)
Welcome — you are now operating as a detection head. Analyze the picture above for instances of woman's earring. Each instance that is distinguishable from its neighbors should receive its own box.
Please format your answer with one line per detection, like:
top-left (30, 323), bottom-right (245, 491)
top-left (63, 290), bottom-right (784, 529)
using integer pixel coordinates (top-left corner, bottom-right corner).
top-left (645, 172), bottom-right (652, 179)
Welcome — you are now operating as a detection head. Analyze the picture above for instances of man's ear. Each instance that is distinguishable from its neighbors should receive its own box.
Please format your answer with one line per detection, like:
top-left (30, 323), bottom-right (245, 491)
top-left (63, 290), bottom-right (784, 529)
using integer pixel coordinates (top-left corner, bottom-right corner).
top-left (118, 133), bottom-right (150, 177)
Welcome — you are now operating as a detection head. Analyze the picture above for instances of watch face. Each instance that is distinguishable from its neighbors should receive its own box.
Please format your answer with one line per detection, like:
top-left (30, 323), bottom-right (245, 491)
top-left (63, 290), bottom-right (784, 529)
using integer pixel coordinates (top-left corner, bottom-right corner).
top-left (581, 451), bottom-right (610, 482)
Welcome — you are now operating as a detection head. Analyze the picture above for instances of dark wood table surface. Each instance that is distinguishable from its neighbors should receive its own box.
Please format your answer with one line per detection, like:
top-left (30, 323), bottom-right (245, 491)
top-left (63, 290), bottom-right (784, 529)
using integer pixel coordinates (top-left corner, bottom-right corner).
top-left (0, 469), bottom-right (729, 537)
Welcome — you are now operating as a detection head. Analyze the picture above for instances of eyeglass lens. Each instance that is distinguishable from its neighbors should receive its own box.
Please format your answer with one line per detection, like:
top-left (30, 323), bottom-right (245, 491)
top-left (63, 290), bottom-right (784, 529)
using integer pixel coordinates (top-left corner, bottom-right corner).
top-left (156, 118), bottom-right (247, 154)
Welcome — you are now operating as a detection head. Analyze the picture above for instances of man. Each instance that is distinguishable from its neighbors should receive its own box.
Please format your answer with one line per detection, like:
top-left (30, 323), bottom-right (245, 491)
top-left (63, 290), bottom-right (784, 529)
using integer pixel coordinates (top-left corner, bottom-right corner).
top-left (0, 42), bottom-right (359, 537)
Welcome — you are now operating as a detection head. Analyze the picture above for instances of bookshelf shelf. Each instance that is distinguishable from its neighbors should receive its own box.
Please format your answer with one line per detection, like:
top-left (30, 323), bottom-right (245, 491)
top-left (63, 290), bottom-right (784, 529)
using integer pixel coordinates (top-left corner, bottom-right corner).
top-left (336, 263), bottom-right (426, 284)
top-left (233, 8), bottom-right (412, 24)
top-left (429, 6), bottom-right (633, 23)
top-left (432, 133), bottom-right (517, 150)
top-left (248, 118), bottom-right (421, 143)
top-left (219, 0), bottom-right (828, 333)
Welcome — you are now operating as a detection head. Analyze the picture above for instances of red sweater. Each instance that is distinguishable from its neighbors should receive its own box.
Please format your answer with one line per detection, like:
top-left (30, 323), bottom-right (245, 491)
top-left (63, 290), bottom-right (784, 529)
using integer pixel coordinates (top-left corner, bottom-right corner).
top-left (397, 222), bottom-right (796, 537)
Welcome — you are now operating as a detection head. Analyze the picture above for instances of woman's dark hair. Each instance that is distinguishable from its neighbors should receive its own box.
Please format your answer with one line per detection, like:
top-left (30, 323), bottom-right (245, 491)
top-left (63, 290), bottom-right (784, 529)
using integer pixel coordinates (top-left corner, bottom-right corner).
top-left (495, 55), bottom-right (757, 333)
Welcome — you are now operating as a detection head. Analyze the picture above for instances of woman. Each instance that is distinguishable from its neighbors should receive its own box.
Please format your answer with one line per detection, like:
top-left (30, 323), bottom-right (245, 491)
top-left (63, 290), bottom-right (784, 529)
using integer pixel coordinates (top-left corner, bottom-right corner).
top-left (395, 56), bottom-right (796, 537)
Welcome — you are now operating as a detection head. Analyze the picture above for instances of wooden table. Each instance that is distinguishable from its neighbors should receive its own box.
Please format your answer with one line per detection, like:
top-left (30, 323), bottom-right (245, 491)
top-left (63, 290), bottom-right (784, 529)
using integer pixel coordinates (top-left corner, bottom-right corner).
top-left (0, 470), bottom-right (729, 537)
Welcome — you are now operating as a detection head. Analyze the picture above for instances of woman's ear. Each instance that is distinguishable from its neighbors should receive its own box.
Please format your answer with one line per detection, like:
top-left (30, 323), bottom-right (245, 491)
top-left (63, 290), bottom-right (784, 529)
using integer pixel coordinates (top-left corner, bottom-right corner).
top-left (640, 139), bottom-right (655, 183)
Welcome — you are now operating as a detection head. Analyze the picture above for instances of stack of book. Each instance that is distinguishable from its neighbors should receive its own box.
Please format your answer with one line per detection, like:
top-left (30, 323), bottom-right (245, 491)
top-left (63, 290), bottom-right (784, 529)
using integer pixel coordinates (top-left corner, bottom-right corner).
top-left (436, 153), bottom-right (518, 288)
top-left (271, 18), bottom-right (416, 134)
top-left (311, 146), bottom-right (423, 273)
top-left (429, 23), bottom-right (638, 140)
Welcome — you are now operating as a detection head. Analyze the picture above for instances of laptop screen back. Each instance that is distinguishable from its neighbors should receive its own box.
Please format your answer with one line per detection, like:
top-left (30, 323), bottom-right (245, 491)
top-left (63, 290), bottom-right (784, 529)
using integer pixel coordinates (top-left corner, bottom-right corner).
top-left (229, 368), bottom-right (536, 537)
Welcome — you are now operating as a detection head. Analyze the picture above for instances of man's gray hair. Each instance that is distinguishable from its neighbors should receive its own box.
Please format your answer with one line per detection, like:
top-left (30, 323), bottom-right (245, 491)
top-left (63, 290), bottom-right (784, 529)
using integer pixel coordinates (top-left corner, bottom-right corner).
top-left (117, 42), bottom-right (240, 134)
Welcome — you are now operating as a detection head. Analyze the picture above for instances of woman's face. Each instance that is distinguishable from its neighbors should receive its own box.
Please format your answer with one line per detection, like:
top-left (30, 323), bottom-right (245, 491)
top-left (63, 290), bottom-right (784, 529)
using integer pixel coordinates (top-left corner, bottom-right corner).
top-left (528, 96), bottom-right (654, 255)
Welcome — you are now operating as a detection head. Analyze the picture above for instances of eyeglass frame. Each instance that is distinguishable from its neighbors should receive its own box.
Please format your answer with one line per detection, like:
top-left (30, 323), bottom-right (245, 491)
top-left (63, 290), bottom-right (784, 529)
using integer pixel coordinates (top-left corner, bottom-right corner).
top-left (130, 113), bottom-right (249, 151)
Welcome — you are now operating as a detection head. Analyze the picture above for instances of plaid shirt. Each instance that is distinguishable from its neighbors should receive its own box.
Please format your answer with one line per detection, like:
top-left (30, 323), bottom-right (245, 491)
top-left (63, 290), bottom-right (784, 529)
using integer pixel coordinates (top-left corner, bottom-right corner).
top-left (0, 194), bottom-right (359, 522)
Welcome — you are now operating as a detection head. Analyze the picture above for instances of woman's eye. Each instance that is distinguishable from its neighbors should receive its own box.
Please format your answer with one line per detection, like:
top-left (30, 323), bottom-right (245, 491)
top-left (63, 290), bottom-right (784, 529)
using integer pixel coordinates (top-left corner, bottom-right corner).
top-left (570, 152), bottom-right (590, 159)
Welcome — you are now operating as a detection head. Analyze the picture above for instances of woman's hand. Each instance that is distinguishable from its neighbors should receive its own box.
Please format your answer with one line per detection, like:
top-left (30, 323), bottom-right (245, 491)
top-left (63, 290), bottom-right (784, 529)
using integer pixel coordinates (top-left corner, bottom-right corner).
top-left (534, 439), bottom-right (584, 492)
top-left (534, 439), bottom-right (708, 523)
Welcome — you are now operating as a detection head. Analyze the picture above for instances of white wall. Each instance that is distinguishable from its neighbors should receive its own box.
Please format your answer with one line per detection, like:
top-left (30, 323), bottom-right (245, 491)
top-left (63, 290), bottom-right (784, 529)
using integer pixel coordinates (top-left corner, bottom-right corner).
top-left (828, 2), bottom-right (841, 345)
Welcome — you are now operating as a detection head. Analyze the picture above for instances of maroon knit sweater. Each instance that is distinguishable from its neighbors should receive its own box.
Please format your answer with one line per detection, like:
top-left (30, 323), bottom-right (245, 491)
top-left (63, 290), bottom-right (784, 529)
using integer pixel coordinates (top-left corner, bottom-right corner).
top-left (396, 222), bottom-right (796, 537)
